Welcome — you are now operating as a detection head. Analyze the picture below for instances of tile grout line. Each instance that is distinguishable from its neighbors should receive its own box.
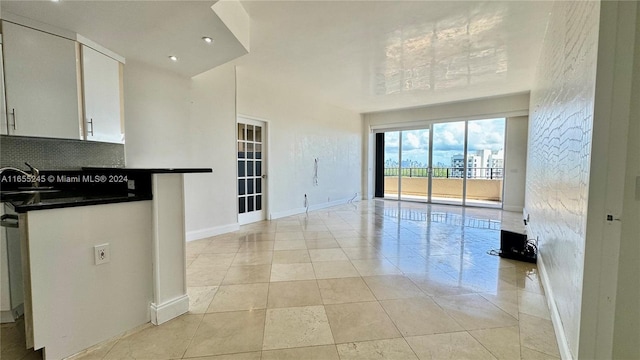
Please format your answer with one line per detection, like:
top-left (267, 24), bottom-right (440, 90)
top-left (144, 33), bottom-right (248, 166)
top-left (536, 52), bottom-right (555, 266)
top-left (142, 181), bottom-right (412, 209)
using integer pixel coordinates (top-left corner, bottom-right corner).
top-left (181, 200), bottom-right (557, 359)
top-left (181, 246), bottom-right (216, 360)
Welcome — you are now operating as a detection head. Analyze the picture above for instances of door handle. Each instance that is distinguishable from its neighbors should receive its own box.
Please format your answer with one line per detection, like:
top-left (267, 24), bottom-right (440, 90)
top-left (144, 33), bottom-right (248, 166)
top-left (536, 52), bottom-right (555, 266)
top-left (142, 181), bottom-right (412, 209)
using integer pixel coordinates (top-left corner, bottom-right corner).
top-left (0, 214), bottom-right (19, 228)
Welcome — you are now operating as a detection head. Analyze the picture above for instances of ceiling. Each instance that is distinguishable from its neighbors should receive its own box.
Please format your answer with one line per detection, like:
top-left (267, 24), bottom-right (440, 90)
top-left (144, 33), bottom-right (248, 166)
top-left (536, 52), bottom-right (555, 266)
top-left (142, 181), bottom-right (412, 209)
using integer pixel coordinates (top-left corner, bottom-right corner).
top-left (237, 0), bottom-right (553, 113)
top-left (1, 0), bottom-right (248, 77)
top-left (1, 1), bottom-right (553, 114)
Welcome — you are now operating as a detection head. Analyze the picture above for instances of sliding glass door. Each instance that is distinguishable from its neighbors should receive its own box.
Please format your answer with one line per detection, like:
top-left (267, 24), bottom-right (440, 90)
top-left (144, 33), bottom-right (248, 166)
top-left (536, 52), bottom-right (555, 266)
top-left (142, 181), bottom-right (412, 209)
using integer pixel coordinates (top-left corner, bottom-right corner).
top-left (383, 131), bottom-right (400, 199)
top-left (379, 118), bottom-right (505, 208)
top-left (431, 121), bottom-right (465, 205)
top-left (400, 129), bottom-right (430, 202)
top-left (465, 118), bottom-right (505, 207)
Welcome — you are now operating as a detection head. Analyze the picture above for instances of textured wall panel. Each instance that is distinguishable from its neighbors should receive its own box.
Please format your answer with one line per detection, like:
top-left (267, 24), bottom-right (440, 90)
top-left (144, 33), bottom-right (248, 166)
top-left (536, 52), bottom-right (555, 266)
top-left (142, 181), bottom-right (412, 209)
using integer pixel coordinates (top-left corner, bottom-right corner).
top-left (0, 135), bottom-right (125, 170)
top-left (526, 1), bottom-right (600, 357)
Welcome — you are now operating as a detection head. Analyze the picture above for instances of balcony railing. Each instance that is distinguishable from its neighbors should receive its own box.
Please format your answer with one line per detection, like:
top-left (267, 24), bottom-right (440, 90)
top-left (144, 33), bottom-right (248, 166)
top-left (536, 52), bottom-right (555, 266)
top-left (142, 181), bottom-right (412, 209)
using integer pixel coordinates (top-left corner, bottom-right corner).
top-left (384, 167), bottom-right (503, 179)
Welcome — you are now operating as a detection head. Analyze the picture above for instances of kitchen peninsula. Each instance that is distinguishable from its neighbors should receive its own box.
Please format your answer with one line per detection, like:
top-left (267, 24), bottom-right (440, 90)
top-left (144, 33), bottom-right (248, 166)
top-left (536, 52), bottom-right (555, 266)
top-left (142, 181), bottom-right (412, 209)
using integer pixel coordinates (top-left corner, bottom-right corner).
top-left (1, 167), bottom-right (212, 360)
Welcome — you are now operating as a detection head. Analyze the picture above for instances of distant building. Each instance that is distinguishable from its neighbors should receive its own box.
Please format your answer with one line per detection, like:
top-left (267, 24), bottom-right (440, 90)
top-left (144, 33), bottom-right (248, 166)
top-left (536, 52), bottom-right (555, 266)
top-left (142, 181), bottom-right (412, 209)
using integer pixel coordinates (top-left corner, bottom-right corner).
top-left (451, 149), bottom-right (504, 178)
top-left (489, 150), bottom-right (504, 178)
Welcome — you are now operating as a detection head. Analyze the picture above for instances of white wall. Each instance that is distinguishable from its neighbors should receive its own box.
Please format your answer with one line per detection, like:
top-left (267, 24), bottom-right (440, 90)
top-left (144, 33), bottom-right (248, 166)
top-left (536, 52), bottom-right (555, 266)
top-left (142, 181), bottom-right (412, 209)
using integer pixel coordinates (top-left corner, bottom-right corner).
top-left (124, 58), bottom-right (362, 236)
top-left (236, 70), bottom-right (362, 218)
top-left (525, 2), bottom-right (600, 358)
top-left (612, 4), bottom-right (640, 356)
top-left (580, 1), bottom-right (638, 357)
top-left (503, 116), bottom-right (528, 212)
top-left (185, 63), bottom-right (238, 238)
top-left (527, 1), bottom-right (639, 358)
top-left (364, 92), bottom-right (529, 128)
top-left (123, 59), bottom-right (192, 167)
top-left (123, 60), bottom-right (240, 239)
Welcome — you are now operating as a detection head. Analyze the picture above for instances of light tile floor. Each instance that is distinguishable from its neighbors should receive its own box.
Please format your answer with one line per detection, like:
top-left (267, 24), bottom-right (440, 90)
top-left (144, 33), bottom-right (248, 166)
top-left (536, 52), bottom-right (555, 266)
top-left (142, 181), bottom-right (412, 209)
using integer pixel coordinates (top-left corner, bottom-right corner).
top-left (1, 200), bottom-right (560, 360)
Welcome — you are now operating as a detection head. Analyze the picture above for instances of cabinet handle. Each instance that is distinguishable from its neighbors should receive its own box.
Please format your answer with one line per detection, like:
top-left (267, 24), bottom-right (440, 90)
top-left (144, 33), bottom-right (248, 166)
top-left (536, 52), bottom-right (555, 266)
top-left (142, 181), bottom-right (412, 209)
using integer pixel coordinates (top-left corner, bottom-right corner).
top-left (0, 214), bottom-right (19, 228)
top-left (10, 108), bottom-right (17, 130)
top-left (87, 118), bottom-right (94, 136)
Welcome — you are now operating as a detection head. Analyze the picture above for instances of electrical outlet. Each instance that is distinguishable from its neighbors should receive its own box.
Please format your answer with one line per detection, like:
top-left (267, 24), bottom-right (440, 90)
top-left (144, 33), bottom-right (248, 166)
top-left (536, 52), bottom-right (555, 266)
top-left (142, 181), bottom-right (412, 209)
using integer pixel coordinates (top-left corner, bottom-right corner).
top-left (94, 244), bottom-right (110, 265)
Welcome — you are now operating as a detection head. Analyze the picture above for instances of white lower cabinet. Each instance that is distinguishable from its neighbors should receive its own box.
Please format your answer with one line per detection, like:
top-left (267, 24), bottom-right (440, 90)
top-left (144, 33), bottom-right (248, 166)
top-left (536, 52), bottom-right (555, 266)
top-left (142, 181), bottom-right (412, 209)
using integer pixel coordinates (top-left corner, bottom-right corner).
top-left (23, 201), bottom-right (153, 359)
top-left (0, 205), bottom-right (23, 323)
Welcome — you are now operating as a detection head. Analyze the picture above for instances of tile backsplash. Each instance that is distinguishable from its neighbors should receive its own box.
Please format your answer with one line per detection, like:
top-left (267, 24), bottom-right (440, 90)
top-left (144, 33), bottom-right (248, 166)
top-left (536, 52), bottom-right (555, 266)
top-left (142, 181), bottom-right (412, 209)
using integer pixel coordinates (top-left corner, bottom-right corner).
top-left (0, 135), bottom-right (125, 170)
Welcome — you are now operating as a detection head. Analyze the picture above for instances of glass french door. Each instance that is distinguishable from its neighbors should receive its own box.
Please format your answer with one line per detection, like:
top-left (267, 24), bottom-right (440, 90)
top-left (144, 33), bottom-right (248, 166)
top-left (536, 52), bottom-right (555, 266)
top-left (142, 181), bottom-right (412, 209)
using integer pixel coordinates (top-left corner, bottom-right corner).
top-left (237, 117), bottom-right (267, 224)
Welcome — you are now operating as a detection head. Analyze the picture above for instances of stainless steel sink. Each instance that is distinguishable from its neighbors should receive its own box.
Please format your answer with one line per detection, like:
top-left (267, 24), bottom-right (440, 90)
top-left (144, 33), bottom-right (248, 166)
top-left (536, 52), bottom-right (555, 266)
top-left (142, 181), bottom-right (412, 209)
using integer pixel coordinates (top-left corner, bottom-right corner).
top-left (17, 186), bottom-right (55, 191)
top-left (1, 189), bottom-right (61, 196)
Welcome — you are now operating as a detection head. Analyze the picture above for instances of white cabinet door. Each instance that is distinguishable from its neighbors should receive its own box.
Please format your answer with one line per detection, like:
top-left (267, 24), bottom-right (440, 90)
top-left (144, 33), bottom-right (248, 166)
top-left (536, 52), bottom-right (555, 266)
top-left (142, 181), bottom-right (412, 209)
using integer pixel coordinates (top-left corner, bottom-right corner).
top-left (2, 21), bottom-right (82, 139)
top-left (0, 205), bottom-right (23, 323)
top-left (82, 45), bottom-right (124, 144)
top-left (1, 42), bottom-right (7, 136)
top-left (0, 206), bottom-right (11, 315)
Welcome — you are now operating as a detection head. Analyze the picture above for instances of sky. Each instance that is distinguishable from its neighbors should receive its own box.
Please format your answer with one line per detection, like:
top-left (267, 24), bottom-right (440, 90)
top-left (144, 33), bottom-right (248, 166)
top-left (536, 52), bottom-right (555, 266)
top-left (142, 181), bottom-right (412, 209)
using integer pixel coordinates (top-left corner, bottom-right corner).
top-left (384, 118), bottom-right (505, 167)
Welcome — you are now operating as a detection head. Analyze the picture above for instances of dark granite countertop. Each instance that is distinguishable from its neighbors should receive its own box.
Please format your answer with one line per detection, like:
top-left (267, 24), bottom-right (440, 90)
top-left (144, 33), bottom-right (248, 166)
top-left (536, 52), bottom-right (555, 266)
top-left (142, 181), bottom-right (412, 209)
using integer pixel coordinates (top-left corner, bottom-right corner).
top-left (0, 167), bottom-right (210, 213)
top-left (82, 167), bottom-right (213, 174)
top-left (1, 190), bottom-right (152, 213)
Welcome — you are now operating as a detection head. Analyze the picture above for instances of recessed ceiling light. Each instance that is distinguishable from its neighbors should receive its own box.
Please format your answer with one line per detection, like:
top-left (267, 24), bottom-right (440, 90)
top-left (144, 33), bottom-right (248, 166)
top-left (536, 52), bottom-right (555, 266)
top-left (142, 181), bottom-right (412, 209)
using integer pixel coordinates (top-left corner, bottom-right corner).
top-left (51, 0), bottom-right (60, 2)
top-left (202, 37), bottom-right (214, 44)
top-left (169, 55), bottom-right (178, 62)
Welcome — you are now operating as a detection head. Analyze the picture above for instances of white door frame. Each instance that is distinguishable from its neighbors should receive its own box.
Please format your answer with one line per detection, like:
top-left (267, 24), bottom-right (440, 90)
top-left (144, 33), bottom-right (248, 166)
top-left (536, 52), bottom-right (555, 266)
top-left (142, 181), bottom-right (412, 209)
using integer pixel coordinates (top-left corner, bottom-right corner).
top-left (237, 114), bottom-right (270, 224)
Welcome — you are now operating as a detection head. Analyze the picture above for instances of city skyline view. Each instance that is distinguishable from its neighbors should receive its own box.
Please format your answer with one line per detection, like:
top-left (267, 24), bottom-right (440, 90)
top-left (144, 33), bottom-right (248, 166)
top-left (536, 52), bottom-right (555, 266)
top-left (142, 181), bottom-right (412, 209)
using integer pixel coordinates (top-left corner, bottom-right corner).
top-left (384, 118), bottom-right (506, 167)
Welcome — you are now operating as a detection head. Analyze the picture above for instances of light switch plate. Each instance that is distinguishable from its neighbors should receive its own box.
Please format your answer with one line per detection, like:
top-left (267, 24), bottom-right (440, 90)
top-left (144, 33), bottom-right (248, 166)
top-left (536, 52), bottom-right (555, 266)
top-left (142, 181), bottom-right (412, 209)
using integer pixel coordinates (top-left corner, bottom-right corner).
top-left (94, 244), bottom-right (110, 265)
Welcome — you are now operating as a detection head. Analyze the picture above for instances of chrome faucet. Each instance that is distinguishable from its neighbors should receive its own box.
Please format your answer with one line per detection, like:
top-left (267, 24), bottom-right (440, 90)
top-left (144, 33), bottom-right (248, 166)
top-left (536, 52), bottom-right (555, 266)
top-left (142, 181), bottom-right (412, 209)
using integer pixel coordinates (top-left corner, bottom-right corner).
top-left (0, 162), bottom-right (41, 188)
top-left (24, 162), bottom-right (40, 186)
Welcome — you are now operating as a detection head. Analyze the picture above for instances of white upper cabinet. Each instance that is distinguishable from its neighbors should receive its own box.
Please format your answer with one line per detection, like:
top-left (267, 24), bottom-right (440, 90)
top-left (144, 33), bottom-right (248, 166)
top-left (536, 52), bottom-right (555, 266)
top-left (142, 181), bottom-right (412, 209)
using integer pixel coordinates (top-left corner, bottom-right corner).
top-left (1, 40), bottom-right (7, 136)
top-left (2, 21), bottom-right (82, 140)
top-left (81, 45), bottom-right (124, 144)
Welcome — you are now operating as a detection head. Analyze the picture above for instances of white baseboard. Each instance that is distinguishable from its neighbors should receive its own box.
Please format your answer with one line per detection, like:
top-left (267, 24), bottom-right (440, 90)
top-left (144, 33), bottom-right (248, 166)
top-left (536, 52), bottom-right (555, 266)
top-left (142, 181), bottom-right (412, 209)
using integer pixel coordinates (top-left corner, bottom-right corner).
top-left (503, 205), bottom-right (523, 212)
top-left (270, 197), bottom-right (356, 220)
top-left (270, 207), bottom-right (306, 220)
top-left (309, 197), bottom-right (357, 211)
top-left (537, 252), bottom-right (573, 360)
top-left (186, 223), bottom-right (240, 242)
top-left (150, 294), bottom-right (189, 325)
